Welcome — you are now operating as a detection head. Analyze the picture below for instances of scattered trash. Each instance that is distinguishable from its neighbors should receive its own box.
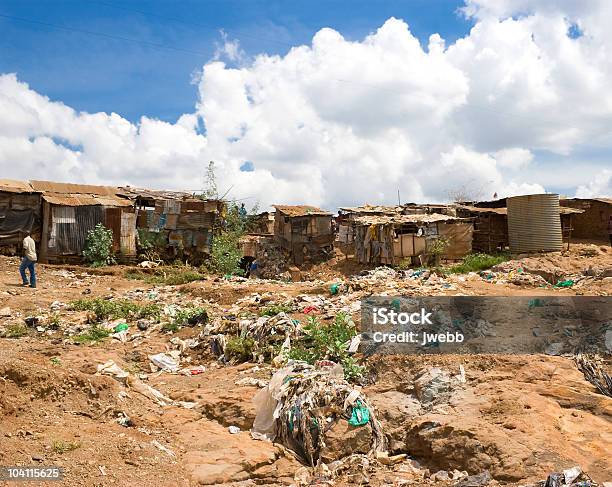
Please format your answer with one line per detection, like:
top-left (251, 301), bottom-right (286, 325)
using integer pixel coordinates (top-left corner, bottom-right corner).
top-left (113, 322), bottom-right (129, 333)
top-left (541, 466), bottom-right (598, 487)
top-left (116, 412), bottom-right (133, 427)
top-left (149, 352), bottom-right (181, 373)
top-left (150, 440), bottom-right (175, 457)
top-left (24, 316), bottom-right (39, 327)
top-left (228, 425), bottom-right (241, 434)
top-left (554, 279), bottom-right (575, 288)
top-left (303, 305), bottom-right (320, 315)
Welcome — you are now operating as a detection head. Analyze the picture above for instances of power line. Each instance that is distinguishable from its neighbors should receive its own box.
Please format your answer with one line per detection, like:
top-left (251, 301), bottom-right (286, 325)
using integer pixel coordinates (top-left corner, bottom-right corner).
top-left (91, 0), bottom-right (296, 50)
top-left (0, 12), bottom-right (210, 57)
top-left (0, 11), bottom-right (602, 128)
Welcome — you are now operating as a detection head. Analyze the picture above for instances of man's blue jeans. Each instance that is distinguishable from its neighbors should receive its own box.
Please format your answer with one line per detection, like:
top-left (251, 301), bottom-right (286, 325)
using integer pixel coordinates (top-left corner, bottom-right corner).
top-left (19, 257), bottom-right (36, 288)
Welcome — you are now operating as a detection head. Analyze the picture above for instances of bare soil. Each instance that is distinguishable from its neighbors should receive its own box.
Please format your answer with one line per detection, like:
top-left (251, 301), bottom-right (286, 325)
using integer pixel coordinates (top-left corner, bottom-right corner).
top-left (0, 244), bottom-right (610, 486)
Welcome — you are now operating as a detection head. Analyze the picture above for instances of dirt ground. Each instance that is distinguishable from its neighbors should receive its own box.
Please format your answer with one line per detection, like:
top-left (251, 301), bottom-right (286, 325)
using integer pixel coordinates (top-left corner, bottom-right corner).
top-left (0, 244), bottom-right (610, 486)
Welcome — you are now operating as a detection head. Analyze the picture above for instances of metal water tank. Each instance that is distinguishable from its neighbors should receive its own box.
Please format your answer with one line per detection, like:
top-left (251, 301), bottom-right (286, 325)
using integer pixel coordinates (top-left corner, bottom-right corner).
top-left (506, 194), bottom-right (562, 253)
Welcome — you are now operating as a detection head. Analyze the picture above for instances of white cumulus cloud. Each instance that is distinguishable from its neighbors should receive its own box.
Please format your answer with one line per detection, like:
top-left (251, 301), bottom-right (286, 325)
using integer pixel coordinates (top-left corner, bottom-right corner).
top-left (1, 1), bottom-right (611, 209)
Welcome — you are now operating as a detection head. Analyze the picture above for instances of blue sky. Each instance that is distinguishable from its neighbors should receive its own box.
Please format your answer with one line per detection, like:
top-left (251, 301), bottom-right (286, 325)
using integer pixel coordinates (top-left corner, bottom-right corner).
top-left (1, 0), bottom-right (610, 204)
top-left (0, 0), bottom-right (471, 123)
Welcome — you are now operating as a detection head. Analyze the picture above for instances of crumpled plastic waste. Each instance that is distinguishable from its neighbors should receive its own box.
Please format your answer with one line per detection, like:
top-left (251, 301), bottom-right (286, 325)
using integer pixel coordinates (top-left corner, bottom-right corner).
top-left (542, 466), bottom-right (598, 487)
top-left (251, 361), bottom-right (386, 466)
top-left (149, 352), bottom-right (181, 373)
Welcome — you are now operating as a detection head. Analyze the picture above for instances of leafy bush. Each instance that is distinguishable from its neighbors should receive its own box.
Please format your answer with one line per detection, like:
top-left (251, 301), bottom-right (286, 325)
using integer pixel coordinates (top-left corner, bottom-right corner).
top-left (172, 306), bottom-right (208, 326)
top-left (3, 323), bottom-right (28, 338)
top-left (52, 440), bottom-right (81, 454)
top-left (136, 229), bottom-right (168, 261)
top-left (208, 232), bottom-right (244, 276)
top-left (206, 202), bottom-right (258, 276)
top-left (225, 336), bottom-right (256, 362)
top-left (288, 313), bottom-right (365, 382)
top-left (70, 298), bottom-right (161, 321)
top-left (259, 303), bottom-right (293, 317)
top-left (83, 223), bottom-right (115, 267)
top-left (73, 324), bottom-right (110, 344)
top-left (446, 252), bottom-right (510, 274)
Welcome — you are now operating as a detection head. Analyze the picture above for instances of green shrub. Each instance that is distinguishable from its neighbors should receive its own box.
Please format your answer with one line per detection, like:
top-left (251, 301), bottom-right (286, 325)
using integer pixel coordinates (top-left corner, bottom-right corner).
top-left (288, 313), bottom-right (365, 382)
top-left (259, 303), bottom-right (293, 317)
top-left (136, 229), bottom-right (167, 261)
top-left (172, 306), bottom-right (208, 326)
top-left (225, 336), bottom-right (256, 362)
top-left (73, 324), bottom-right (110, 344)
top-left (4, 323), bottom-right (28, 338)
top-left (446, 252), bottom-right (510, 274)
top-left (208, 232), bottom-right (244, 276)
top-left (83, 223), bottom-right (115, 267)
top-left (52, 440), bottom-right (80, 454)
top-left (70, 298), bottom-right (161, 321)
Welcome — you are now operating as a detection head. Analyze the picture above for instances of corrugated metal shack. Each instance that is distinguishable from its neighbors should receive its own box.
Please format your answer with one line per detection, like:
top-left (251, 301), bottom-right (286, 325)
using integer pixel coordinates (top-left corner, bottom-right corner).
top-left (337, 205), bottom-right (401, 245)
top-left (119, 187), bottom-right (225, 262)
top-left (33, 180), bottom-right (136, 263)
top-left (273, 205), bottom-right (334, 265)
top-left (246, 211), bottom-right (275, 235)
top-left (559, 198), bottom-right (612, 242)
top-left (0, 179), bottom-right (41, 254)
top-left (353, 213), bottom-right (473, 265)
top-left (457, 200), bottom-right (583, 252)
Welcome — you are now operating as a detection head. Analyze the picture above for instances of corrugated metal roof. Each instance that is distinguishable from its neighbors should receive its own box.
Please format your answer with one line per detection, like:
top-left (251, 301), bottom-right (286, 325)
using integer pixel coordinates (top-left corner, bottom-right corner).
top-left (42, 193), bottom-right (133, 207)
top-left (561, 197), bottom-right (612, 205)
top-left (354, 213), bottom-right (462, 225)
top-left (30, 180), bottom-right (120, 196)
top-left (118, 186), bottom-right (212, 202)
top-left (0, 179), bottom-right (35, 193)
top-left (273, 205), bottom-right (332, 217)
top-left (338, 205), bottom-right (402, 214)
top-left (458, 205), bottom-right (583, 215)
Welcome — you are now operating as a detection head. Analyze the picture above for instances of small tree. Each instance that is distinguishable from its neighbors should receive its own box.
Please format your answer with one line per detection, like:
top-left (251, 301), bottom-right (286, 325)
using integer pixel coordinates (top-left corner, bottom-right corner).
top-left (83, 223), bottom-right (115, 267)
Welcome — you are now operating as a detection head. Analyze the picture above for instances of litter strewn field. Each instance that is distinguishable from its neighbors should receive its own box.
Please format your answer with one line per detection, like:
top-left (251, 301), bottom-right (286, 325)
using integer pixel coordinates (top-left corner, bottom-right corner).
top-left (0, 244), bottom-right (610, 486)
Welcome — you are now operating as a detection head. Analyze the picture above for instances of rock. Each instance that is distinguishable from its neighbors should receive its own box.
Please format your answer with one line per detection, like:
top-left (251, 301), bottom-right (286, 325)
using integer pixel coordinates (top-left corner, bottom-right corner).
top-left (456, 471), bottom-right (492, 486)
top-left (137, 320), bottom-right (150, 331)
top-left (0, 306), bottom-right (11, 317)
top-left (414, 367), bottom-right (453, 404)
top-left (320, 419), bottom-right (373, 463)
top-left (545, 342), bottom-right (564, 356)
top-left (431, 470), bottom-right (450, 481)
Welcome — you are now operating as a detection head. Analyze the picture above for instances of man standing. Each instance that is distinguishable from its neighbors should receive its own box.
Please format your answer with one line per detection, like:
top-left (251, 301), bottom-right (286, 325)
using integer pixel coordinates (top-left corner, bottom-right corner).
top-left (20, 232), bottom-right (37, 288)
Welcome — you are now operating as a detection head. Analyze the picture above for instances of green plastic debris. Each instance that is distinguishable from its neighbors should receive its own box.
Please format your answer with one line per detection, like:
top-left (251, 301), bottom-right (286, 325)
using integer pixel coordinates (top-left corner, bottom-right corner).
top-left (329, 283), bottom-right (340, 295)
top-left (114, 322), bottom-right (129, 333)
top-left (391, 298), bottom-right (401, 312)
top-left (348, 400), bottom-right (370, 426)
top-left (554, 279), bottom-right (574, 288)
top-left (528, 298), bottom-right (544, 309)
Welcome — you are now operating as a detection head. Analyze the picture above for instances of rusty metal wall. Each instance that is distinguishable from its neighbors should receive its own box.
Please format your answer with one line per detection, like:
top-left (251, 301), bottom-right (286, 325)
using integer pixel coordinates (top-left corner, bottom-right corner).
top-left (48, 205), bottom-right (103, 256)
top-left (507, 194), bottom-right (563, 253)
top-left (120, 212), bottom-right (137, 256)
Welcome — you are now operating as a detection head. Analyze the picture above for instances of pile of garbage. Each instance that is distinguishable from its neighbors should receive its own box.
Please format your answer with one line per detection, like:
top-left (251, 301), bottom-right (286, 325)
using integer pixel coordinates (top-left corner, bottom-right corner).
top-left (535, 466), bottom-right (600, 486)
top-left (575, 353), bottom-right (612, 398)
top-left (251, 361), bottom-right (386, 466)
